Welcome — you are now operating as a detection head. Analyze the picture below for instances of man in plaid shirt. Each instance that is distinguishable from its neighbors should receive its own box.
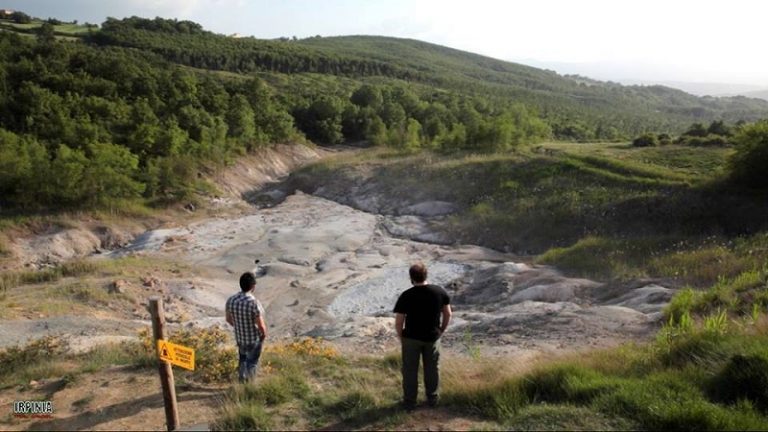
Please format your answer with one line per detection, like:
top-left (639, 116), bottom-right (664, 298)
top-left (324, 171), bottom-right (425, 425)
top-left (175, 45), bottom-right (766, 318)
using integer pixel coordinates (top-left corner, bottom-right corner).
top-left (225, 272), bottom-right (267, 383)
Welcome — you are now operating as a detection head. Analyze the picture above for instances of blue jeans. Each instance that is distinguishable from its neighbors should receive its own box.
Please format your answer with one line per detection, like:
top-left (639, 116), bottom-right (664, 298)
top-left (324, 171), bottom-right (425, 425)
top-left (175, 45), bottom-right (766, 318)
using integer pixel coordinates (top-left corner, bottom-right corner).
top-left (238, 340), bottom-right (263, 383)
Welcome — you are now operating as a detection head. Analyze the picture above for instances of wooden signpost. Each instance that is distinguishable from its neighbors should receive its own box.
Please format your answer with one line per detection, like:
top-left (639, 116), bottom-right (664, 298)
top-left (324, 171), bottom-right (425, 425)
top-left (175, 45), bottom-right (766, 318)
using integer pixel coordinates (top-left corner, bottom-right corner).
top-left (148, 297), bottom-right (196, 432)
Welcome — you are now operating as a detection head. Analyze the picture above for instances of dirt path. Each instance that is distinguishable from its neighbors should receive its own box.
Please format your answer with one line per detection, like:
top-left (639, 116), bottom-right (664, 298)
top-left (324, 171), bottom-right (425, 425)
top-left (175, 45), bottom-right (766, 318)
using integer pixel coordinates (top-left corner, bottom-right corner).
top-left (0, 367), bottom-right (222, 431)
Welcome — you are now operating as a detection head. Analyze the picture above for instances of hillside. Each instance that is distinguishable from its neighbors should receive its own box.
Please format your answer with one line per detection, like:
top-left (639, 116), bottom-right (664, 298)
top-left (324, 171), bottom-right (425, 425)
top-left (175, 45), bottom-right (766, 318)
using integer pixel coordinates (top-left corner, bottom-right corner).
top-left (744, 89), bottom-right (768, 101)
top-left (297, 35), bottom-right (768, 126)
top-left (88, 18), bottom-right (768, 137)
top-left (2, 14), bottom-right (768, 216)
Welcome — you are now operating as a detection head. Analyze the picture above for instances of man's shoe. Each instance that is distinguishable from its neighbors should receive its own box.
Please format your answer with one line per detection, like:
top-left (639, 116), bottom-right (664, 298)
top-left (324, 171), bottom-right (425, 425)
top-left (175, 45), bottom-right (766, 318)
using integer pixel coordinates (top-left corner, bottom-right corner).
top-left (427, 397), bottom-right (439, 408)
top-left (402, 401), bottom-right (417, 412)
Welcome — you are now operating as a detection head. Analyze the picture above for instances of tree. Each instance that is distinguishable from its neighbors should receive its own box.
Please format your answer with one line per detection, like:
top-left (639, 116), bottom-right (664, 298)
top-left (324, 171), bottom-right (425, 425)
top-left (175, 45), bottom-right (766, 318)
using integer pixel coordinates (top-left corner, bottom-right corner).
top-left (350, 84), bottom-right (383, 109)
top-left (708, 120), bottom-right (732, 137)
top-left (49, 145), bottom-right (89, 206)
top-left (82, 142), bottom-right (144, 204)
top-left (226, 94), bottom-right (256, 142)
top-left (11, 11), bottom-right (32, 24)
top-left (36, 22), bottom-right (56, 45)
top-left (683, 122), bottom-right (708, 137)
top-left (729, 120), bottom-right (768, 188)
top-left (127, 98), bottom-right (161, 158)
top-left (295, 96), bottom-right (344, 144)
top-left (379, 101), bottom-right (406, 129)
top-left (365, 115), bottom-right (387, 146)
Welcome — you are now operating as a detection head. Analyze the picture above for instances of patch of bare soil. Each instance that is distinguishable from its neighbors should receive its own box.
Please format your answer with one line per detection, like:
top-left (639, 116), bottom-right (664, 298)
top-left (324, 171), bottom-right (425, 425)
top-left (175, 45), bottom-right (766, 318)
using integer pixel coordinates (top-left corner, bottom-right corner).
top-left (0, 367), bottom-right (223, 431)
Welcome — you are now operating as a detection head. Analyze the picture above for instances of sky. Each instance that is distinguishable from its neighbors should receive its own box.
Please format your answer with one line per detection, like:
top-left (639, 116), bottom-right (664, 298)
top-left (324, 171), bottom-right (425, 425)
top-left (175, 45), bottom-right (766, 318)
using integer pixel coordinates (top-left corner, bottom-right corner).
top-left (4, 0), bottom-right (768, 89)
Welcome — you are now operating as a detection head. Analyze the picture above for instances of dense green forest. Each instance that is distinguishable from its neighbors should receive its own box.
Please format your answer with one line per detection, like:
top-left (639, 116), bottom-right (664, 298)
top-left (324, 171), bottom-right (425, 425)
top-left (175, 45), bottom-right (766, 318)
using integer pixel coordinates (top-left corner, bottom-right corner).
top-left (89, 17), bottom-right (768, 138)
top-left (1, 14), bottom-right (767, 213)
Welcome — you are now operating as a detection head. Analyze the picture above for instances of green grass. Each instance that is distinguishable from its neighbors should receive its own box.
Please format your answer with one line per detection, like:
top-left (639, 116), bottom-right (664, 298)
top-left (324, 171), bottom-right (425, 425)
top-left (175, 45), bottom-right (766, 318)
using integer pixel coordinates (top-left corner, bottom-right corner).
top-left (0, 256), bottom-right (190, 319)
top-left (0, 259), bottom-right (99, 292)
top-left (546, 142), bottom-right (732, 180)
top-left (209, 328), bottom-right (768, 430)
top-left (0, 20), bottom-right (91, 36)
top-left (6, 328), bottom-right (768, 430)
top-left (664, 268), bottom-right (768, 322)
top-left (0, 336), bottom-right (153, 389)
top-left (0, 255), bottom-right (188, 293)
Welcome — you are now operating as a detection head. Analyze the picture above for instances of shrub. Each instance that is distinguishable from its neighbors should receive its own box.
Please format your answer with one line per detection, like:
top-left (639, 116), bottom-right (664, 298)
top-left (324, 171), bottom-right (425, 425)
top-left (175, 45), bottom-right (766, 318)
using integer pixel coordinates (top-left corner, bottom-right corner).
top-left (658, 133), bottom-right (672, 145)
top-left (729, 120), bottom-right (768, 188)
top-left (215, 403), bottom-right (272, 430)
top-left (523, 365), bottom-right (621, 405)
top-left (680, 134), bottom-right (730, 147)
top-left (138, 327), bottom-right (237, 383)
top-left (709, 354), bottom-right (768, 412)
top-left (0, 336), bottom-right (65, 377)
top-left (594, 372), bottom-right (756, 430)
top-left (445, 378), bottom-right (528, 421)
top-left (632, 133), bottom-right (659, 147)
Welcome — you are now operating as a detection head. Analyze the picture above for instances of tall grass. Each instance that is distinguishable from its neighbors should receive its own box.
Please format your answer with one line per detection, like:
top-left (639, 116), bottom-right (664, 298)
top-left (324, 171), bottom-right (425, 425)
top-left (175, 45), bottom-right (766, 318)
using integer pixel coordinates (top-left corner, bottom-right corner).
top-left (664, 268), bottom-right (768, 321)
top-left (0, 259), bottom-right (99, 292)
top-left (0, 336), bottom-right (152, 388)
top-left (538, 234), bottom-right (768, 287)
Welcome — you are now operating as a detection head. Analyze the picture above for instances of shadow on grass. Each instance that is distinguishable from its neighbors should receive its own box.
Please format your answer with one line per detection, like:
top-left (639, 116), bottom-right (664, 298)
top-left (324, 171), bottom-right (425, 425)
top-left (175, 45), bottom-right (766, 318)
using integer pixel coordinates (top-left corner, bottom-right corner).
top-left (316, 402), bottom-right (405, 431)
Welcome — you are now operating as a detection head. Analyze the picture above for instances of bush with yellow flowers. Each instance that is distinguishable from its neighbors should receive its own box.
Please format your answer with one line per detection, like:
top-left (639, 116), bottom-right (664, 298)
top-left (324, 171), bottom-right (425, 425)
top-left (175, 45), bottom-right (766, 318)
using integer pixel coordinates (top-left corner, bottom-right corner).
top-left (265, 337), bottom-right (339, 359)
top-left (138, 326), bottom-right (238, 383)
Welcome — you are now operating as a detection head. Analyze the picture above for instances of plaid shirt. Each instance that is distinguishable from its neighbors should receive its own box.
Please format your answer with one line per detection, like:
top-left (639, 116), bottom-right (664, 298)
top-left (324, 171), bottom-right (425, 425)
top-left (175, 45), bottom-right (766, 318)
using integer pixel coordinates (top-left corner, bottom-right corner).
top-left (225, 292), bottom-right (264, 347)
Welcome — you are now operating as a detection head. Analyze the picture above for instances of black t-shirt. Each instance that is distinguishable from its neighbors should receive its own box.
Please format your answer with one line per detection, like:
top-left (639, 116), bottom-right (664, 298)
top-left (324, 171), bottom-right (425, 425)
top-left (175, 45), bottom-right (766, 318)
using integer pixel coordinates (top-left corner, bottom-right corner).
top-left (393, 284), bottom-right (451, 342)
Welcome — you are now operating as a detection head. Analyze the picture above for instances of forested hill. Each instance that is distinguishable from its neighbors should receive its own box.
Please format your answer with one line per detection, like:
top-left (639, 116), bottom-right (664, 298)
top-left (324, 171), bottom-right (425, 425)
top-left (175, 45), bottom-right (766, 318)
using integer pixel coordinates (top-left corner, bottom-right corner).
top-left (1, 14), bottom-right (768, 212)
top-left (90, 17), bottom-right (768, 137)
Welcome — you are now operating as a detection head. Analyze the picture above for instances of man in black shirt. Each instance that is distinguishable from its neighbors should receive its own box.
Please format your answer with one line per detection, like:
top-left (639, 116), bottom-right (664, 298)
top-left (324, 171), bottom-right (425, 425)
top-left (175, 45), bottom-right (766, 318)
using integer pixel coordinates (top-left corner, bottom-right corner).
top-left (393, 262), bottom-right (452, 411)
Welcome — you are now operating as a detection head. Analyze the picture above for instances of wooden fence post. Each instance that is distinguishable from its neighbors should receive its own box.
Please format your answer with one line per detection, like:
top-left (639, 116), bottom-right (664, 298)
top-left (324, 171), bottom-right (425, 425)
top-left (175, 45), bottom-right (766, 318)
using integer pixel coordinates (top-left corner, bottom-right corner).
top-left (149, 296), bottom-right (180, 431)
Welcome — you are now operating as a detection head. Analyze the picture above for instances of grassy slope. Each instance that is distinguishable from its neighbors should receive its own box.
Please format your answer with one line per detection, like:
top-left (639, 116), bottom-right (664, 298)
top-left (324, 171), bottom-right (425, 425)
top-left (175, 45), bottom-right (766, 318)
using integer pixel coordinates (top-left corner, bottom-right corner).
top-left (214, 326), bottom-right (768, 430)
top-left (0, 19), bottom-right (91, 37)
top-left (296, 35), bottom-right (768, 127)
top-left (295, 143), bottom-right (768, 287)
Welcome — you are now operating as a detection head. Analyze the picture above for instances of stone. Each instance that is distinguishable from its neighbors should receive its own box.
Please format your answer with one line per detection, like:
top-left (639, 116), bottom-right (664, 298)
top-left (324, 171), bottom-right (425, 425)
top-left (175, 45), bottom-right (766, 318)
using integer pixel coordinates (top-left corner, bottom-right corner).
top-left (109, 279), bottom-right (129, 294)
top-left (142, 276), bottom-right (161, 288)
top-left (402, 201), bottom-right (459, 217)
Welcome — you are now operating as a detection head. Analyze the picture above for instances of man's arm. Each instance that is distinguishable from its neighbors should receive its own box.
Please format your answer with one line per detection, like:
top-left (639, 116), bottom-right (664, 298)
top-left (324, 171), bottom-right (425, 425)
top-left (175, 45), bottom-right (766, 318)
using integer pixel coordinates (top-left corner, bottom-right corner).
top-left (439, 304), bottom-right (452, 334)
top-left (225, 301), bottom-right (234, 326)
top-left (395, 313), bottom-right (405, 340)
top-left (256, 314), bottom-right (267, 341)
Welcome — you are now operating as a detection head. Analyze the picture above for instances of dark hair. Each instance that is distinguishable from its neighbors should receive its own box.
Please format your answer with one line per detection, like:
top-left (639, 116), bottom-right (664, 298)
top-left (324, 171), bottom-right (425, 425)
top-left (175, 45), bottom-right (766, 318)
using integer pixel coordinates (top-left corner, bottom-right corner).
top-left (239, 272), bottom-right (257, 292)
top-left (409, 263), bottom-right (427, 284)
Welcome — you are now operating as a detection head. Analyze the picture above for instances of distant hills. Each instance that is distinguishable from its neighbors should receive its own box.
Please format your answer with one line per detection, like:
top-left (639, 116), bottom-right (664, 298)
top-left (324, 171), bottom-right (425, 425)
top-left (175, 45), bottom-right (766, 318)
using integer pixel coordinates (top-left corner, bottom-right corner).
top-left (624, 80), bottom-right (768, 100)
top-left (3, 15), bottom-right (768, 136)
top-left (2, 14), bottom-right (768, 212)
top-left (86, 17), bottom-right (768, 135)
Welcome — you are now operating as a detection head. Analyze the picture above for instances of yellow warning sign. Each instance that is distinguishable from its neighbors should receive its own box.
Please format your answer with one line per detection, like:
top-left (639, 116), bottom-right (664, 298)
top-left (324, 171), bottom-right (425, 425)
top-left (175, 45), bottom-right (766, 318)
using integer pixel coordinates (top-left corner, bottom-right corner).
top-left (157, 339), bottom-right (195, 371)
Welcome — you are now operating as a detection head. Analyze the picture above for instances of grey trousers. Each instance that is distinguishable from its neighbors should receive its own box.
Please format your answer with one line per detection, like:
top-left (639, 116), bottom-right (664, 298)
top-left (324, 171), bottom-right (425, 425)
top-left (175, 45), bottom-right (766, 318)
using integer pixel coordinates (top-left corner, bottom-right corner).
top-left (401, 337), bottom-right (440, 405)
